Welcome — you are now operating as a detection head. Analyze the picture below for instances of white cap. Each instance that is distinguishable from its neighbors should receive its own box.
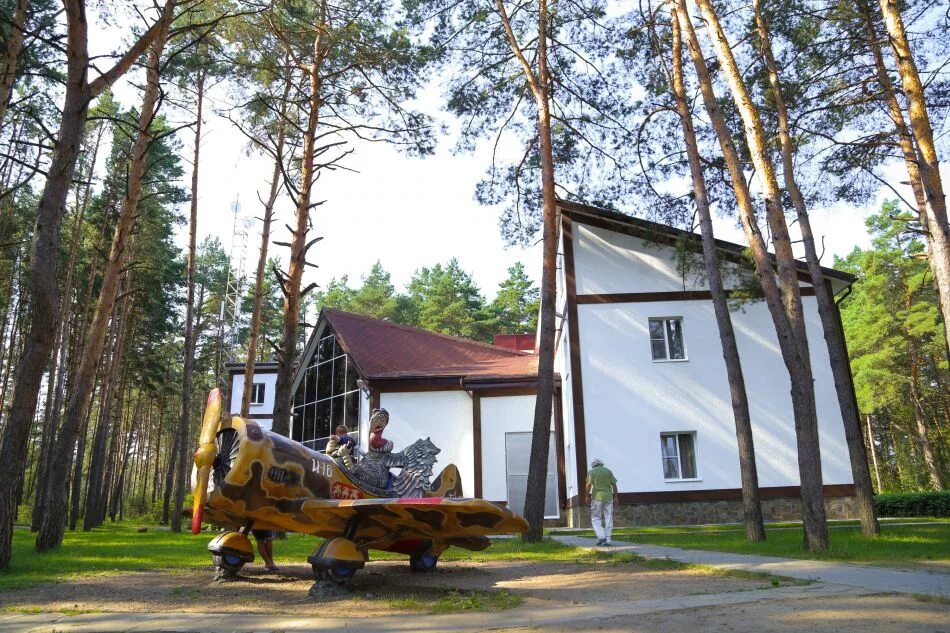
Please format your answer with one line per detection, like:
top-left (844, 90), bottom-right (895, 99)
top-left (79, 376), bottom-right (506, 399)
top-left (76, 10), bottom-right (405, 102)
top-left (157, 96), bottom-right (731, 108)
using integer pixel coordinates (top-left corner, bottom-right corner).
top-left (591, 457), bottom-right (603, 467)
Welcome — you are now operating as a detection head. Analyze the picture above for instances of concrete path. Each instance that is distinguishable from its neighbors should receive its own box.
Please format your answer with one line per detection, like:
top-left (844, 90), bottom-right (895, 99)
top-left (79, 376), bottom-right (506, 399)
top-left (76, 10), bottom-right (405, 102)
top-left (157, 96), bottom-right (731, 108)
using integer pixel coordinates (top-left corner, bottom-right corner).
top-left (0, 582), bottom-right (868, 632)
top-left (554, 534), bottom-right (950, 598)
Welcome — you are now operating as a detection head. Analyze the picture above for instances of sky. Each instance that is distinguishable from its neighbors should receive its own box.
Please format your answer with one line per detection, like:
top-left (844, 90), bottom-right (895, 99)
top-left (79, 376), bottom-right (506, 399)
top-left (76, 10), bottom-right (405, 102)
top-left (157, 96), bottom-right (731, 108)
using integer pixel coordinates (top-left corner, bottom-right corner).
top-left (92, 4), bottom-right (927, 308)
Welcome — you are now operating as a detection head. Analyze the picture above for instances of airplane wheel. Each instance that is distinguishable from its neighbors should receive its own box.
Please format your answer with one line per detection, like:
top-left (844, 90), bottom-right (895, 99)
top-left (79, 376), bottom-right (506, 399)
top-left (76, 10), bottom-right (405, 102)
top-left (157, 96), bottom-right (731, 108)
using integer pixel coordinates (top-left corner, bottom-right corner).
top-left (313, 563), bottom-right (357, 585)
top-left (409, 551), bottom-right (438, 573)
top-left (212, 552), bottom-right (246, 574)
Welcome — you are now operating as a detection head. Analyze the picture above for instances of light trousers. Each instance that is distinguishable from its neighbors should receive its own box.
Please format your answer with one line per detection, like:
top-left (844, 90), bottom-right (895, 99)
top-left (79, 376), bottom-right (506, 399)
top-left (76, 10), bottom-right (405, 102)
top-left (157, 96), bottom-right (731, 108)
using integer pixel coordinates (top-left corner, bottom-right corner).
top-left (590, 499), bottom-right (614, 542)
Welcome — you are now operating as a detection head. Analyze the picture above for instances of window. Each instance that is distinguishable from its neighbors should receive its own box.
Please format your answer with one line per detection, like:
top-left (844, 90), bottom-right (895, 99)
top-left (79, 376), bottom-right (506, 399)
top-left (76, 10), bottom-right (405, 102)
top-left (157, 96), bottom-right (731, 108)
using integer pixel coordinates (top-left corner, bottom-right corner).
top-left (250, 383), bottom-right (265, 405)
top-left (660, 432), bottom-right (698, 480)
top-left (649, 317), bottom-right (686, 361)
top-left (291, 329), bottom-right (361, 451)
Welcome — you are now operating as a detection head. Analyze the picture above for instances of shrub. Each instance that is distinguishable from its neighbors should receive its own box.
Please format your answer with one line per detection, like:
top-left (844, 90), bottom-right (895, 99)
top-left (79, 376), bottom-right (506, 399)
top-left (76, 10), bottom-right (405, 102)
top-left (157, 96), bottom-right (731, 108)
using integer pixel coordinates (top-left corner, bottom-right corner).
top-left (874, 491), bottom-right (950, 518)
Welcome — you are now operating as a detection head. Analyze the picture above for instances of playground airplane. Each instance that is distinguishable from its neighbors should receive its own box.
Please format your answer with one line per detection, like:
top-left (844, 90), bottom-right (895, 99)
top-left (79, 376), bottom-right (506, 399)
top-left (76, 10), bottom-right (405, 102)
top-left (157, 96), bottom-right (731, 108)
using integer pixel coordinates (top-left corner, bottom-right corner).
top-left (191, 390), bottom-right (528, 583)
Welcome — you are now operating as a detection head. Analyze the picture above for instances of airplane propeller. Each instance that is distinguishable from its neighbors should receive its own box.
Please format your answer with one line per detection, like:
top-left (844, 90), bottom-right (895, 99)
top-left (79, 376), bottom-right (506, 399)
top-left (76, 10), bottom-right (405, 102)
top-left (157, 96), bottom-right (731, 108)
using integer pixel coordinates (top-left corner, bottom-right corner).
top-left (191, 388), bottom-right (222, 535)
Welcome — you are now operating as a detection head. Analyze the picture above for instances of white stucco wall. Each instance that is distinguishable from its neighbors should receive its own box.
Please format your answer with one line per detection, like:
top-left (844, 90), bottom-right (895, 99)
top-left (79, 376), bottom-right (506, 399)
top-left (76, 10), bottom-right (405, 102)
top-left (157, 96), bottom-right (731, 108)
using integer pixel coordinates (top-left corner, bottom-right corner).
top-left (379, 391), bottom-right (475, 497)
top-left (576, 296), bottom-right (853, 492)
top-left (479, 395), bottom-right (548, 503)
top-left (228, 372), bottom-right (276, 431)
top-left (571, 222), bottom-right (843, 295)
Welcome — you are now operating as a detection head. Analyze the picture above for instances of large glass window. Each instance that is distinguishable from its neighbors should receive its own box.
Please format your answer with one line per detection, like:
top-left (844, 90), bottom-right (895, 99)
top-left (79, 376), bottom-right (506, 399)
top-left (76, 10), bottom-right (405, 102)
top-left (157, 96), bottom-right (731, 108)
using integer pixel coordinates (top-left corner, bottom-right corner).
top-left (291, 330), bottom-right (361, 450)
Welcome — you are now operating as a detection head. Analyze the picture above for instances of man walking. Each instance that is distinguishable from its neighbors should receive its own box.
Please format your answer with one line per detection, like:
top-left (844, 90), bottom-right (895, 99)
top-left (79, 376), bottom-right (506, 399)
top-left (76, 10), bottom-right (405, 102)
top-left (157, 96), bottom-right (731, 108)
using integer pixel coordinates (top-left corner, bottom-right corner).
top-left (585, 457), bottom-right (618, 546)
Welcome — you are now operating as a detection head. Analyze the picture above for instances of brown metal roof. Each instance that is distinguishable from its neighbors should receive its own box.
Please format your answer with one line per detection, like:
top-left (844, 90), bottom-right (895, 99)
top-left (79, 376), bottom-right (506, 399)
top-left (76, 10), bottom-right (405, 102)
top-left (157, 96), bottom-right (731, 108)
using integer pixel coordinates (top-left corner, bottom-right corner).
top-left (323, 309), bottom-right (538, 382)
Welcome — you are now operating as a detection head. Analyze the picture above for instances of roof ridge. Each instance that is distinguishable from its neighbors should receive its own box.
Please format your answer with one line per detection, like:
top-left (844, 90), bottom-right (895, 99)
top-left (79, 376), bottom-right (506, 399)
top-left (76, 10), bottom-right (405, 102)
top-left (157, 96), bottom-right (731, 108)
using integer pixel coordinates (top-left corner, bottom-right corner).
top-left (323, 309), bottom-right (530, 357)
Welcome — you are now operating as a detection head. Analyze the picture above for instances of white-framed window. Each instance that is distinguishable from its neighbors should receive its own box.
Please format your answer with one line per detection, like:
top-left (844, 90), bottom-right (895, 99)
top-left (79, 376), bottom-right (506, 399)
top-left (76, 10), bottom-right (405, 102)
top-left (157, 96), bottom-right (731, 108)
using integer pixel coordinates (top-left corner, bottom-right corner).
top-left (660, 432), bottom-right (698, 480)
top-left (649, 317), bottom-right (686, 361)
top-left (250, 382), bottom-right (266, 405)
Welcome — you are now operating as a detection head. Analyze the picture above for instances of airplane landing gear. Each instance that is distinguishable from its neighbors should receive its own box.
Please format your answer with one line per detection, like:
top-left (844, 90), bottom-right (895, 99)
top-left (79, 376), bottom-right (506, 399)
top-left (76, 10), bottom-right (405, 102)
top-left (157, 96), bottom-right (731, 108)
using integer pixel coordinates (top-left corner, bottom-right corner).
top-left (208, 531), bottom-right (254, 577)
top-left (409, 541), bottom-right (445, 573)
top-left (309, 537), bottom-right (366, 585)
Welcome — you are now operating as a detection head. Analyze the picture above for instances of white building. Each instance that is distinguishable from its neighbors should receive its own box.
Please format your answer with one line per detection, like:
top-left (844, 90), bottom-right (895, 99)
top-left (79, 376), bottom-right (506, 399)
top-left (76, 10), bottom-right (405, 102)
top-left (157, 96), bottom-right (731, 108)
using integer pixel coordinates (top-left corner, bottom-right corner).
top-left (227, 202), bottom-right (861, 526)
top-left (224, 362), bottom-right (278, 431)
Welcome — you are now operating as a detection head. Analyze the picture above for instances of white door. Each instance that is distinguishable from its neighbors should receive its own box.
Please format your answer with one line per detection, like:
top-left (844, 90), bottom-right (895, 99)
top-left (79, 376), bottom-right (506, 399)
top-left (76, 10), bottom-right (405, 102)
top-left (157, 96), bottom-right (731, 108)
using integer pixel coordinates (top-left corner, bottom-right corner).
top-left (505, 432), bottom-right (558, 519)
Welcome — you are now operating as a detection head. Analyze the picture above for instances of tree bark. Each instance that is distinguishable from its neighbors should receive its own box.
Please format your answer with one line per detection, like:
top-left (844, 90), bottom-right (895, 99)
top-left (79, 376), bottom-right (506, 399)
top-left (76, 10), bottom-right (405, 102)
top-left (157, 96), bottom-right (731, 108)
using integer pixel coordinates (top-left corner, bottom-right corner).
top-left (242, 71), bottom-right (290, 417)
top-left (35, 1), bottom-right (175, 552)
top-left (0, 0), bottom-right (29, 130)
top-left (878, 0), bottom-right (950, 351)
top-left (667, 5), bottom-right (764, 541)
top-left (678, 0), bottom-right (828, 550)
top-left (909, 348), bottom-right (943, 490)
top-left (32, 119), bottom-right (104, 532)
top-left (272, 9), bottom-right (328, 437)
top-left (0, 0), bottom-right (92, 568)
top-left (751, 0), bottom-right (879, 537)
top-left (170, 66), bottom-right (204, 533)
top-left (866, 414), bottom-right (882, 492)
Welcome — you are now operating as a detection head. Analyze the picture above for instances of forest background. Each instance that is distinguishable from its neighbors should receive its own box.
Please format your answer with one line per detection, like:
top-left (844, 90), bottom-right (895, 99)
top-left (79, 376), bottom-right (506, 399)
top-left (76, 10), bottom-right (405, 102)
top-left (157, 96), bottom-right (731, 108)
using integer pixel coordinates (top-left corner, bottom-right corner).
top-left (0, 0), bottom-right (946, 567)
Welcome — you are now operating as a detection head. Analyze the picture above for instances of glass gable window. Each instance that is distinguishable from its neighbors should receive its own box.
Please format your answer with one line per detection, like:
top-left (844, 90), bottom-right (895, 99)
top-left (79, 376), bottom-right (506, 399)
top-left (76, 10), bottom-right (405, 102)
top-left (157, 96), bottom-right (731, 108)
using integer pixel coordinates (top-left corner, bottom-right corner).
top-left (660, 432), bottom-right (698, 480)
top-left (649, 317), bottom-right (686, 361)
top-left (291, 329), bottom-right (361, 451)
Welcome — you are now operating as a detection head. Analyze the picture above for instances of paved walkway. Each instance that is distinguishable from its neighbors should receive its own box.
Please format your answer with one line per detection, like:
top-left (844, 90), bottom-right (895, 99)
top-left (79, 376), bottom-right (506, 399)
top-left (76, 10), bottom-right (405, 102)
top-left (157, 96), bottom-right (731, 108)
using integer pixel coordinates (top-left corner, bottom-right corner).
top-left (0, 583), bottom-right (868, 632)
top-left (553, 534), bottom-right (950, 598)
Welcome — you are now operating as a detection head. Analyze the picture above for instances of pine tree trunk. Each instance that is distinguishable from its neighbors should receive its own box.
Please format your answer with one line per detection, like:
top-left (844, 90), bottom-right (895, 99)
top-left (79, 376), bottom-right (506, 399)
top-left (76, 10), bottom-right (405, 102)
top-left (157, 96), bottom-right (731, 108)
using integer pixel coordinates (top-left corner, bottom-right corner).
top-left (272, 18), bottom-right (327, 437)
top-left (0, 1), bottom-right (93, 568)
top-left (242, 71), bottom-right (290, 417)
top-left (160, 421), bottom-right (179, 525)
top-left (679, 0), bottom-right (828, 550)
top-left (865, 414), bottom-right (882, 491)
top-left (909, 349), bottom-right (943, 490)
top-left (0, 0), bottom-right (29, 130)
top-left (751, 0), bottom-right (879, 537)
top-left (667, 6), bottom-right (764, 541)
top-left (170, 67), bottom-right (204, 533)
top-left (878, 0), bottom-right (950, 351)
top-left (82, 304), bottom-right (125, 530)
top-left (36, 3), bottom-right (175, 551)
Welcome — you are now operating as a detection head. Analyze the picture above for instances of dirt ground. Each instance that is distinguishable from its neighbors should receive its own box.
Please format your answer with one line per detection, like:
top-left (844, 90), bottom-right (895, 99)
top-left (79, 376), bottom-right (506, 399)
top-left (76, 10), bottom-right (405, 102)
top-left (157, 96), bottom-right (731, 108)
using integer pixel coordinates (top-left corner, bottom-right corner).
top-left (0, 559), bottom-right (787, 616)
top-left (504, 594), bottom-right (950, 633)
top-left (2, 560), bottom-right (947, 632)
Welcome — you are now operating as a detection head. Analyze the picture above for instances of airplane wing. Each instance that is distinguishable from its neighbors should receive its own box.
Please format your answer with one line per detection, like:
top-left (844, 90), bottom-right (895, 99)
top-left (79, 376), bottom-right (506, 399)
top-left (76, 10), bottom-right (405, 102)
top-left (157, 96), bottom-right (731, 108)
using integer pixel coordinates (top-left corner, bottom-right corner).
top-left (205, 495), bottom-right (528, 545)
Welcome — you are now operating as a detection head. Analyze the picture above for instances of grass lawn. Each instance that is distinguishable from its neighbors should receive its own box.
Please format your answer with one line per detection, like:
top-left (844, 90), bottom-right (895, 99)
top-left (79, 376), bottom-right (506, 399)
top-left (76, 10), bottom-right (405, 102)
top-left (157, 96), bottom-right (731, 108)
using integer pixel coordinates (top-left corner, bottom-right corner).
top-left (1, 522), bottom-right (802, 593)
top-left (563, 520), bottom-right (950, 568)
top-left (0, 523), bottom-right (608, 591)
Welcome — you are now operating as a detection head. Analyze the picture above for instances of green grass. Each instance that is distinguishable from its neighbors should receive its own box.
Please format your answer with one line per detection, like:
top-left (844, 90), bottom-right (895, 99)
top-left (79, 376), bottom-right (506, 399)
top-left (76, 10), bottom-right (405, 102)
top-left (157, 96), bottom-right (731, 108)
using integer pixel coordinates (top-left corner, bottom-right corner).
top-left (387, 589), bottom-right (523, 613)
top-left (570, 522), bottom-right (950, 566)
top-left (0, 525), bottom-right (592, 592)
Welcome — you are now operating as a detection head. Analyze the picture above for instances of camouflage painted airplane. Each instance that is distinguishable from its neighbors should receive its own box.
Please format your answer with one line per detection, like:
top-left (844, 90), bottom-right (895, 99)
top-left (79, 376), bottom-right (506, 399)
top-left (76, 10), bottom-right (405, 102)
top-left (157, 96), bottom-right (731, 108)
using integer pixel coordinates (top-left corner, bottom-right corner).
top-left (192, 389), bottom-right (528, 584)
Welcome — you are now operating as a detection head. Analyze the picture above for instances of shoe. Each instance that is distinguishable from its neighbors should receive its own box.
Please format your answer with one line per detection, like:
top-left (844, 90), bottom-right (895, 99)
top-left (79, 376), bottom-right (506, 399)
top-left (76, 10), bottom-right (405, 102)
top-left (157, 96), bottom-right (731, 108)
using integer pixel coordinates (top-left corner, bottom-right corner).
top-left (595, 538), bottom-right (606, 546)
top-left (265, 565), bottom-right (279, 572)
top-left (604, 541), bottom-right (611, 547)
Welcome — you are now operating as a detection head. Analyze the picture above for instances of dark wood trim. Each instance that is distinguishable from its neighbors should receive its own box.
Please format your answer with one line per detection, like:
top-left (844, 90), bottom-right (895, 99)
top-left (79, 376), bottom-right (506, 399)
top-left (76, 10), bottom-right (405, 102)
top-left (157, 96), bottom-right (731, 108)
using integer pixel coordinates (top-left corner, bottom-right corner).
top-left (553, 383), bottom-right (567, 510)
top-left (475, 386), bottom-right (538, 397)
top-left (472, 392), bottom-right (483, 499)
top-left (565, 484), bottom-right (856, 508)
top-left (577, 287), bottom-right (816, 305)
top-left (562, 213), bottom-right (589, 491)
top-left (225, 372), bottom-right (235, 416)
top-left (369, 388), bottom-right (380, 412)
top-left (241, 413), bottom-right (274, 421)
top-left (227, 367), bottom-right (280, 375)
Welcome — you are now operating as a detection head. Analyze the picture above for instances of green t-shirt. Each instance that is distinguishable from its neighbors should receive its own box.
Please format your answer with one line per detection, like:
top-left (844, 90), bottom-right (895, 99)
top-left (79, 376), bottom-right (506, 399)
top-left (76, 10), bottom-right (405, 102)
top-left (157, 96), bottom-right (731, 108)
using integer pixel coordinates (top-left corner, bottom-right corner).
top-left (586, 466), bottom-right (617, 502)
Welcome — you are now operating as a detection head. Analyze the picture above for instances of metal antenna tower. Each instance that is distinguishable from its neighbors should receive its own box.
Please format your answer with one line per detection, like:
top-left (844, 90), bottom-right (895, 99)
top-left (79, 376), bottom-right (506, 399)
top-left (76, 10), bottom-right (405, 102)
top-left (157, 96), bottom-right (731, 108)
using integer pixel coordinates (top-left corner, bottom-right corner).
top-left (216, 195), bottom-right (255, 382)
